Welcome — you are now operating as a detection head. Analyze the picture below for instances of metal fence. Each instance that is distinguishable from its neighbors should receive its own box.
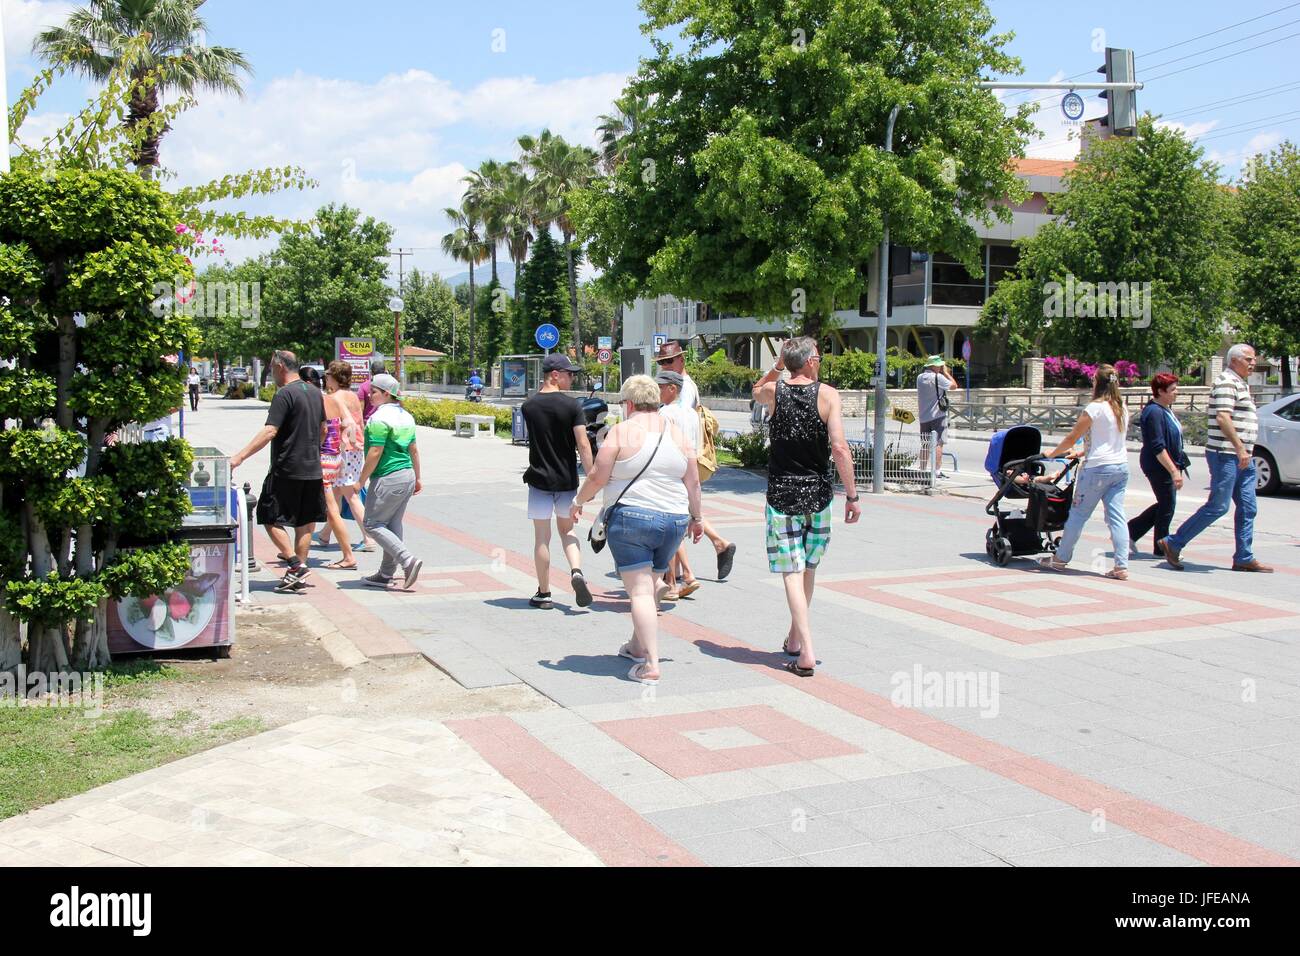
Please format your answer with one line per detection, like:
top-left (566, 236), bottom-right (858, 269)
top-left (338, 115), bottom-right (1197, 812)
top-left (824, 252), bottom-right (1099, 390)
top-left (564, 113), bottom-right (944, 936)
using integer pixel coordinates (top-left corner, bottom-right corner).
top-left (946, 402), bottom-right (1083, 433)
top-left (842, 436), bottom-right (936, 491)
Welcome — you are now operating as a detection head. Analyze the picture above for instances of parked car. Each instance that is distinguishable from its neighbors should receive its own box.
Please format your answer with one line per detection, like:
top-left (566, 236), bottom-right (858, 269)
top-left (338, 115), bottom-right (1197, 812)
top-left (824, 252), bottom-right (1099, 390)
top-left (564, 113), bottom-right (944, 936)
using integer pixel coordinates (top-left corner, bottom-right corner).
top-left (1252, 393), bottom-right (1300, 494)
top-left (228, 367), bottom-right (250, 383)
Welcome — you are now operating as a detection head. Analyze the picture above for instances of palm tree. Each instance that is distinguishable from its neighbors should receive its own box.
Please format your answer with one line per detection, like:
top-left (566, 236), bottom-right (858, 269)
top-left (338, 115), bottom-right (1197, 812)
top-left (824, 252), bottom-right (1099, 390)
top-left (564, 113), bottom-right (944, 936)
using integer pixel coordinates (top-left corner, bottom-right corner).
top-left (440, 205), bottom-right (489, 370)
top-left (463, 159), bottom-right (509, 285)
top-left (595, 92), bottom-right (650, 175)
top-left (499, 163), bottom-right (535, 308)
top-left (519, 130), bottom-right (598, 354)
top-left (34, 0), bottom-right (252, 179)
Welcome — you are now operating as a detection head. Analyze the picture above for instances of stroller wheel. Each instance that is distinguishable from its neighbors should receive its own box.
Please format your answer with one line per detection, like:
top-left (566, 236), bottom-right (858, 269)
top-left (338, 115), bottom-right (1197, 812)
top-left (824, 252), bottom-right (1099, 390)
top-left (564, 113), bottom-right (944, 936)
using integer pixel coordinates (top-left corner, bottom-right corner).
top-left (992, 536), bottom-right (1013, 566)
top-left (985, 526), bottom-right (997, 557)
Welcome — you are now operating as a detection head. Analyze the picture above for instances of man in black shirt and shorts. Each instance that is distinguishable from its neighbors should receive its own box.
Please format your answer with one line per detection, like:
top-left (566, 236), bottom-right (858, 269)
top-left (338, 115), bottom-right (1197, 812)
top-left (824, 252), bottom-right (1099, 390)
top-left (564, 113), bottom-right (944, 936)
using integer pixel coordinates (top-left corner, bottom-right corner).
top-left (231, 350), bottom-right (327, 593)
top-left (520, 353), bottom-right (595, 609)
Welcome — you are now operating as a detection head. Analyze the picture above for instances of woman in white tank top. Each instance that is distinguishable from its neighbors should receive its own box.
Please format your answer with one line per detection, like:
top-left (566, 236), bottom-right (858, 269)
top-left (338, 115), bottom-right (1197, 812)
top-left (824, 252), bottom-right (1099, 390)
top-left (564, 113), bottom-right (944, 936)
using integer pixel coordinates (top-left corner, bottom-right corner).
top-left (572, 375), bottom-right (703, 684)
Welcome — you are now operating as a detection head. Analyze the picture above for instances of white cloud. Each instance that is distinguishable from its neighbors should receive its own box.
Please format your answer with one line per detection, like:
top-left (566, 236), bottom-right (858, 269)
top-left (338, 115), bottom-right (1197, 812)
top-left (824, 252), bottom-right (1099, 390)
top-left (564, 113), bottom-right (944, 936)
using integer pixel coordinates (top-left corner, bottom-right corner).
top-left (1207, 131), bottom-right (1285, 176)
top-left (2, 0), bottom-right (74, 70)
top-left (1156, 118), bottom-right (1219, 140)
top-left (154, 67), bottom-right (628, 268)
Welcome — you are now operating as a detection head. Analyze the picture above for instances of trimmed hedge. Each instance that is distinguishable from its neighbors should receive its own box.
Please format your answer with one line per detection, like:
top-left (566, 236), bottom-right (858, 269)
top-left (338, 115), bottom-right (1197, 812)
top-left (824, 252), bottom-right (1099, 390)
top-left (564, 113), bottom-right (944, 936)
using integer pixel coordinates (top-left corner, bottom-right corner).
top-left (404, 397), bottom-right (510, 434)
top-left (257, 385), bottom-right (277, 403)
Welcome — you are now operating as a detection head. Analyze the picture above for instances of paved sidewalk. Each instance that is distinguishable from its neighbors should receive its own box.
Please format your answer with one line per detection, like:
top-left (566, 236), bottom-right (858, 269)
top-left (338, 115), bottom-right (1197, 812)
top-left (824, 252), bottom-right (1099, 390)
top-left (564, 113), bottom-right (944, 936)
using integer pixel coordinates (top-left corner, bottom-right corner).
top-left (6, 396), bottom-right (1300, 866)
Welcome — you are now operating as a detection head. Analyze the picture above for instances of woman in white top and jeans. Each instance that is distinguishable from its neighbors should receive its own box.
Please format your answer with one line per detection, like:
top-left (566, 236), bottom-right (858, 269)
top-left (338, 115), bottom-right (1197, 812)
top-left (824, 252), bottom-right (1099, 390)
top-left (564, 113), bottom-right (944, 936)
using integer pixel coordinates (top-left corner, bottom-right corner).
top-left (1041, 364), bottom-right (1131, 579)
top-left (572, 375), bottom-right (703, 684)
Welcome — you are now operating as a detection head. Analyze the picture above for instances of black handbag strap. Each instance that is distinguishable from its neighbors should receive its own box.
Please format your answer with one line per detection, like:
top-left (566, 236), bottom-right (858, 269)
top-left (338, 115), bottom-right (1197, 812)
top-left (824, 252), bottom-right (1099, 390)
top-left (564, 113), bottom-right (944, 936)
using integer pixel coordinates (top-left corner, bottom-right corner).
top-left (606, 425), bottom-right (666, 513)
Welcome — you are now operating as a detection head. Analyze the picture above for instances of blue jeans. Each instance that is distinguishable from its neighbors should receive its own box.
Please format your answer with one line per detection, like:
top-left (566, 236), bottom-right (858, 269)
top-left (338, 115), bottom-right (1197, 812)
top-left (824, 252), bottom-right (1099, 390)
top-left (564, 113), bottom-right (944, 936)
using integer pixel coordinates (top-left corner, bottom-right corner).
top-left (1055, 463), bottom-right (1130, 569)
top-left (1167, 450), bottom-right (1256, 564)
top-left (606, 505), bottom-right (689, 574)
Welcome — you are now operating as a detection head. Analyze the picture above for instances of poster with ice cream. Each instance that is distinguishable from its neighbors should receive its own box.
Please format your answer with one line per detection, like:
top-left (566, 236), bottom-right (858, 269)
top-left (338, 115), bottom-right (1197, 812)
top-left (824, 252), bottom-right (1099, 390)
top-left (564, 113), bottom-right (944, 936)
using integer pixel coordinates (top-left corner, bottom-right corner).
top-left (108, 541), bottom-right (232, 653)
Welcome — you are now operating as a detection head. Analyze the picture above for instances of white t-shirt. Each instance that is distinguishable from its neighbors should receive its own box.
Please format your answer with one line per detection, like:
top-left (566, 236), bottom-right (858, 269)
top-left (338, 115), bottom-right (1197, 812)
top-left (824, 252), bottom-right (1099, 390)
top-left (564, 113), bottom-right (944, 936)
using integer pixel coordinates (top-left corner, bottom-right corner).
top-left (660, 403), bottom-right (700, 456)
top-left (188, 372), bottom-right (200, 386)
top-left (679, 373), bottom-right (699, 411)
top-left (1083, 401), bottom-right (1128, 467)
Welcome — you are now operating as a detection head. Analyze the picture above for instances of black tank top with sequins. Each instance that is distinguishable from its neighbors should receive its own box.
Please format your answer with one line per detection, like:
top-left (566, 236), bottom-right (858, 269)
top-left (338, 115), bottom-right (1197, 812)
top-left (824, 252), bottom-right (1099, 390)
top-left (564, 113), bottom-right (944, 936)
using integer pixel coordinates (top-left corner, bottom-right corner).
top-left (767, 381), bottom-right (833, 514)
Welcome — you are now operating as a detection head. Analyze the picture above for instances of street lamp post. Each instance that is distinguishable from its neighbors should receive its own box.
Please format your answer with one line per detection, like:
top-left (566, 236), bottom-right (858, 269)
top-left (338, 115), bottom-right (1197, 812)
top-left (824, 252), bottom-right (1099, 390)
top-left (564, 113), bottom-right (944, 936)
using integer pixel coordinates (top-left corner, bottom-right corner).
top-left (388, 295), bottom-right (404, 388)
top-left (871, 104), bottom-right (901, 495)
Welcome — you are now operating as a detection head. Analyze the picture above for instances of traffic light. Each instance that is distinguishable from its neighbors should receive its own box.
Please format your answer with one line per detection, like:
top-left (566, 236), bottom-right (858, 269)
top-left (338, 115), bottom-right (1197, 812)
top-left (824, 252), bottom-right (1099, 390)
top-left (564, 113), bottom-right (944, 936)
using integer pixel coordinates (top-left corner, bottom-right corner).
top-left (1097, 47), bottom-right (1137, 137)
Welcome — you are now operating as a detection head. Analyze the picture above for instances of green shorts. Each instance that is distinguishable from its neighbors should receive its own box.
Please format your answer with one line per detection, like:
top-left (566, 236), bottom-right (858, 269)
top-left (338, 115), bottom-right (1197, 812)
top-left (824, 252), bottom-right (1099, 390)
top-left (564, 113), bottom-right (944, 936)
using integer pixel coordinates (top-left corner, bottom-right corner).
top-left (765, 504), bottom-right (832, 574)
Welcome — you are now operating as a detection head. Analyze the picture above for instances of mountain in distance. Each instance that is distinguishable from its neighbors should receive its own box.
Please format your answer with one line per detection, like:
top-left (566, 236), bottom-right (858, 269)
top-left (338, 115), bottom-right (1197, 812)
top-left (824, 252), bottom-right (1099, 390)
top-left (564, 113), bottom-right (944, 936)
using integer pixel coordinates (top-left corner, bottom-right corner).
top-left (443, 261), bottom-right (516, 294)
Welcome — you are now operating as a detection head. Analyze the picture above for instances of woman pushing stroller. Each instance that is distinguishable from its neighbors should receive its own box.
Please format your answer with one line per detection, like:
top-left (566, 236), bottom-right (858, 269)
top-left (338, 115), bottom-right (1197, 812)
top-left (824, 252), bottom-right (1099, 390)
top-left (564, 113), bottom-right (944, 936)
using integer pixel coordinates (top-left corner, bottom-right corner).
top-left (1039, 365), bottom-right (1132, 580)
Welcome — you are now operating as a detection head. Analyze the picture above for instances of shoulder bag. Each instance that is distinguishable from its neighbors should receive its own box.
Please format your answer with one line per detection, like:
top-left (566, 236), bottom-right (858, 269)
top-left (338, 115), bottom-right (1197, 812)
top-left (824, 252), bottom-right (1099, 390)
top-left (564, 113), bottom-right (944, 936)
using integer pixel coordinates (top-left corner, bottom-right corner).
top-left (588, 428), bottom-right (666, 554)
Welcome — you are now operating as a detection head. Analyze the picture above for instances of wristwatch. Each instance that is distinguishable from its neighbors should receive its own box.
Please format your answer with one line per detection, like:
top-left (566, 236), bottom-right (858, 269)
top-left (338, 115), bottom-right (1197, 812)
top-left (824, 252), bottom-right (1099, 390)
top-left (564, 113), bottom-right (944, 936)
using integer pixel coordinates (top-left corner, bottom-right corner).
top-left (845, 495), bottom-right (860, 503)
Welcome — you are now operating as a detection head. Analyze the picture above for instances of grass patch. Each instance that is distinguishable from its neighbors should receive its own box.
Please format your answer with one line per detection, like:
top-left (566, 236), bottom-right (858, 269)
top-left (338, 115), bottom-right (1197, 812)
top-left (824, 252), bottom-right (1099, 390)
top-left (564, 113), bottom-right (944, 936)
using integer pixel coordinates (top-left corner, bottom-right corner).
top-left (0, 701), bottom-right (263, 820)
top-left (716, 448), bottom-right (741, 468)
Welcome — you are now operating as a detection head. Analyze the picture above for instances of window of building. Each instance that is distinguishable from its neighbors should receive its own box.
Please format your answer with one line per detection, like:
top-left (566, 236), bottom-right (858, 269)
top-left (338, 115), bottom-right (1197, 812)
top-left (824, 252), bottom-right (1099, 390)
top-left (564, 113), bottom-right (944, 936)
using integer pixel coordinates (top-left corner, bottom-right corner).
top-left (931, 251), bottom-right (985, 307)
top-left (988, 244), bottom-right (1020, 292)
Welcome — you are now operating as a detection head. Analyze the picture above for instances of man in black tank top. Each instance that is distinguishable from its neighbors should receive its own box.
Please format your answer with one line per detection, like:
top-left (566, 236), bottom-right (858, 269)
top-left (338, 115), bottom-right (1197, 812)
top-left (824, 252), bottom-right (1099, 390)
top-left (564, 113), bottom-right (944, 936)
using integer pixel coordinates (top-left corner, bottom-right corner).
top-left (752, 337), bottom-right (861, 677)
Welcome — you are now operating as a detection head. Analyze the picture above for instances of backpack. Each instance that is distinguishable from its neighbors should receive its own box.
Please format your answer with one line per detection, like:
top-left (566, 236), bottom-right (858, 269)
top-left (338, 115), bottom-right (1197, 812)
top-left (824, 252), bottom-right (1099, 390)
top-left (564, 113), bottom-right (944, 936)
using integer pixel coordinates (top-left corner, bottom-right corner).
top-left (696, 403), bottom-right (720, 482)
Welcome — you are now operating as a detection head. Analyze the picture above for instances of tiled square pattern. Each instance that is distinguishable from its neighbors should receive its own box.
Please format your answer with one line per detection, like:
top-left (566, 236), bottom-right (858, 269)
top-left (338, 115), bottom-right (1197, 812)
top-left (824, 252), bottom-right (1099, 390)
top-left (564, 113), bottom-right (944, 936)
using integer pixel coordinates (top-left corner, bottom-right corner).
top-left (597, 706), bottom-right (860, 778)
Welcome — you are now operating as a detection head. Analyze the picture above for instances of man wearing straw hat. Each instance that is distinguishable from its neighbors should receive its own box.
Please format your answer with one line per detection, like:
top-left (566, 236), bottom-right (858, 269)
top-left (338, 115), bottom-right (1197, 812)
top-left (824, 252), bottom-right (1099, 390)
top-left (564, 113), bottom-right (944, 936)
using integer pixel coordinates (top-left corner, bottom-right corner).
top-left (916, 355), bottom-right (957, 479)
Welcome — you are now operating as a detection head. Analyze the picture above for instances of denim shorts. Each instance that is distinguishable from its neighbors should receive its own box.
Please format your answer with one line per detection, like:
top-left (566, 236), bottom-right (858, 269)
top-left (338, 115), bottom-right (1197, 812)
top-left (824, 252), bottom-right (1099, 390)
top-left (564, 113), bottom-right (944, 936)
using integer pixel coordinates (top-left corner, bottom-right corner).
top-left (605, 505), bottom-right (689, 574)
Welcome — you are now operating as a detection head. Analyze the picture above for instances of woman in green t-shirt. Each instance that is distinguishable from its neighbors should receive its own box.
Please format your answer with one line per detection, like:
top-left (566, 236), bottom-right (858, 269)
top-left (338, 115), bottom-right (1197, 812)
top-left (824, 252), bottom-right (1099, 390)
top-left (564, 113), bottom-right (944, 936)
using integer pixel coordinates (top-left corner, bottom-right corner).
top-left (350, 374), bottom-right (423, 590)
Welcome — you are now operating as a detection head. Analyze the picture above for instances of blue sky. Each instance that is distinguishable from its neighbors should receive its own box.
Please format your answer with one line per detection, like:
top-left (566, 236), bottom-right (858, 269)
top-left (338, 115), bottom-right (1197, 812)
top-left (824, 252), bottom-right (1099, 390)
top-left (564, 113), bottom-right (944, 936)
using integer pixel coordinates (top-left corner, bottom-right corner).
top-left (4, 0), bottom-right (1298, 276)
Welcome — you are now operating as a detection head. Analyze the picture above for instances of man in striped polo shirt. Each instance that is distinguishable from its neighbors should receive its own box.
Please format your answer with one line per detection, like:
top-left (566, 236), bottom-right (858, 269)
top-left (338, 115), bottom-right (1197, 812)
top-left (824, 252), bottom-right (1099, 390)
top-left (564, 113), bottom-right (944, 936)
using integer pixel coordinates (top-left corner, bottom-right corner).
top-left (1159, 344), bottom-right (1272, 572)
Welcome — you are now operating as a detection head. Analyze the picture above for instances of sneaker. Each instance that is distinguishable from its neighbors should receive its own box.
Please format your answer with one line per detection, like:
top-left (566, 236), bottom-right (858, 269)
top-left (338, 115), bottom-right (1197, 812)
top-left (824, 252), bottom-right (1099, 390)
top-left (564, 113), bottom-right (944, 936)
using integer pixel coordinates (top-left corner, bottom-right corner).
top-left (274, 576), bottom-right (306, 594)
top-left (362, 573), bottom-right (393, 589)
top-left (716, 543), bottom-right (736, 581)
top-left (1158, 537), bottom-right (1184, 570)
top-left (529, 591), bottom-right (553, 609)
top-left (571, 570), bottom-right (592, 608)
top-left (402, 559), bottom-right (423, 591)
top-left (283, 564), bottom-right (311, 585)
top-left (1232, 560), bottom-right (1274, 573)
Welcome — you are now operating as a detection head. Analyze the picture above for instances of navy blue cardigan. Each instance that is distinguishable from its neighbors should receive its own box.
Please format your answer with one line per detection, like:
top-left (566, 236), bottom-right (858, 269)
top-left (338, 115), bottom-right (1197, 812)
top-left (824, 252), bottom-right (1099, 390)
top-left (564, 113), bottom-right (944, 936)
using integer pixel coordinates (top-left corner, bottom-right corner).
top-left (1138, 402), bottom-right (1191, 475)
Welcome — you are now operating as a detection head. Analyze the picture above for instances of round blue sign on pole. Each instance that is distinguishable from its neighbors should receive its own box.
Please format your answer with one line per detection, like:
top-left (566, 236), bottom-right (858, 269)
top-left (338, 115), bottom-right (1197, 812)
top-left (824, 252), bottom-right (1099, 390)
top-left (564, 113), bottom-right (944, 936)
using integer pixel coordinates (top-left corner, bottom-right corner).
top-left (1061, 92), bottom-right (1085, 123)
top-left (535, 324), bottom-right (560, 351)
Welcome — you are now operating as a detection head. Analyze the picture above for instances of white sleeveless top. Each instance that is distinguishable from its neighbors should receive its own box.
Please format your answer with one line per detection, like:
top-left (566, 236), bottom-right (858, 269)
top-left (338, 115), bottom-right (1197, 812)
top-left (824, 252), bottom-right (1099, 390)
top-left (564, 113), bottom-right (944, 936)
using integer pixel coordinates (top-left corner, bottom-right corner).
top-left (603, 417), bottom-right (690, 515)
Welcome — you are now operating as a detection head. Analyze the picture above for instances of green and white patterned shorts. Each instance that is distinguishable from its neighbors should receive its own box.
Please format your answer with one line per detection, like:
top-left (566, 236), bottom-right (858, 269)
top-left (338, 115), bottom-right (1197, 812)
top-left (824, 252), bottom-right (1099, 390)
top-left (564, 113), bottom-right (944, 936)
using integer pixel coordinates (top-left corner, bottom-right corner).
top-left (765, 504), bottom-right (832, 574)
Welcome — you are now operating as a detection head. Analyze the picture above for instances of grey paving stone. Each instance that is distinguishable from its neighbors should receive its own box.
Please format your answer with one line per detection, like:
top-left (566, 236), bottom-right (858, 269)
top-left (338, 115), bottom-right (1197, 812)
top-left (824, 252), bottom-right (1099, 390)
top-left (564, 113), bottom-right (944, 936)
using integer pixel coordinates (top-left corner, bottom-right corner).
top-left (785, 780), bottom-right (890, 814)
top-left (974, 785), bottom-right (1073, 816)
top-left (881, 830), bottom-right (998, 866)
top-left (759, 816), bottom-right (873, 856)
top-left (713, 790), bottom-right (821, 828)
top-left (803, 842), bottom-right (904, 867)
top-left (900, 792), bottom-right (1008, 829)
top-left (644, 803), bottom-right (748, 839)
top-left (837, 803), bottom-right (937, 841)
top-left (950, 818), bottom-right (1068, 857)
top-left (858, 771), bottom-right (956, 803)
top-left (1085, 835), bottom-right (1201, 867)
top-left (679, 828), bottom-right (790, 867)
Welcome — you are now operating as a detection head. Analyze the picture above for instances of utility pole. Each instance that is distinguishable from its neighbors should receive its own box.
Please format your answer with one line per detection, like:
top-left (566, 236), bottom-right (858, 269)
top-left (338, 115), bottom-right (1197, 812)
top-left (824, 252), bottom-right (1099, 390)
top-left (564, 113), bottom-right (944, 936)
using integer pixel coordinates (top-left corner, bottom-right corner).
top-left (387, 248), bottom-right (412, 295)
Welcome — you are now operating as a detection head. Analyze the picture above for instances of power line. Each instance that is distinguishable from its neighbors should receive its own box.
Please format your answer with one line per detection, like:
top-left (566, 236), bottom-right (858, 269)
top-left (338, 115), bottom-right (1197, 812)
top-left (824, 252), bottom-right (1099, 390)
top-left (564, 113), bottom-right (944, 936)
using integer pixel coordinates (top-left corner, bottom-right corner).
top-left (1159, 80), bottom-right (1300, 119)
top-left (1196, 116), bottom-right (1300, 143)
top-left (1140, 1), bottom-right (1300, 57)
top-left (1190, 108), bottom-right (1300, 139)
top-left (1145, 28), bottom-right (1300, 81)
top-left (1140, 15), bottom-right (1300, 72)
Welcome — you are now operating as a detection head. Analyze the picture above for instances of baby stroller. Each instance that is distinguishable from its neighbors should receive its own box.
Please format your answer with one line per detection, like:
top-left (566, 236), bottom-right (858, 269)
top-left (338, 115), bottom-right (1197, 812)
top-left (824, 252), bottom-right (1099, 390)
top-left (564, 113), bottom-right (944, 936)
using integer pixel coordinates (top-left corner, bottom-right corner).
top-left (983, 425), bottom-right (1078, 566)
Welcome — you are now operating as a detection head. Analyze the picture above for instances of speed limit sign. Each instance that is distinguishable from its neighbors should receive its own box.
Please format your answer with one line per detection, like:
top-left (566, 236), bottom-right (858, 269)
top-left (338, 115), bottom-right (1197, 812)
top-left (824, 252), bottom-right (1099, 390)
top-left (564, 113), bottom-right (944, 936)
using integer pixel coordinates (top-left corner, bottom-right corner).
top-left (598, 348), bottom-right (612, 364)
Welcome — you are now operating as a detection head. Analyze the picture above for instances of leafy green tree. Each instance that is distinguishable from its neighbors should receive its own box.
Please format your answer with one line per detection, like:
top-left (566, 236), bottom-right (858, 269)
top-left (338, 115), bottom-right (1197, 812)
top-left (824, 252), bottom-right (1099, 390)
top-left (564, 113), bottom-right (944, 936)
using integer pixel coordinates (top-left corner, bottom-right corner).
top-left (578, 281), bottom-right (620, 352)
top-left (516, 229), bottom-right (569, 353)
top-left (575, 0), bottom-right (1034, 340)
top-left (476, 279), bottom-right (513, 371)
top-left (255, 204), bottom-right (393, 372)
top-left (1233, 141), bottom-right (1300, 389)
top-left (978, 116), bottom-right (1235, 369)
top-left (0, 167), bottom-right (196, 672)
top-left (390, 269), bottom-right (463, 354)
top-left (33, 0), bottom-right (252, 178)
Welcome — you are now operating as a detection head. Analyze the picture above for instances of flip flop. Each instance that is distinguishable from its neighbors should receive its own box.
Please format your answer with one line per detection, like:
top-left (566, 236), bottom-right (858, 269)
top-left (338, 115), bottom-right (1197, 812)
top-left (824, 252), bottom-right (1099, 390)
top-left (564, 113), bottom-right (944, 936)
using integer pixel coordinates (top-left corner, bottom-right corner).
top-left (785, 660), bottom-right (814, 678)
top-left (618, 642), bottom-right (647, 664)
top-left (325, 559), bottom-right (357, 570)
top-left (782, 638), bottom-right (801, 657)
top-left (677, 580), bottom-right (701, 598)
top-left (628, 663), bottom-right (659, 685)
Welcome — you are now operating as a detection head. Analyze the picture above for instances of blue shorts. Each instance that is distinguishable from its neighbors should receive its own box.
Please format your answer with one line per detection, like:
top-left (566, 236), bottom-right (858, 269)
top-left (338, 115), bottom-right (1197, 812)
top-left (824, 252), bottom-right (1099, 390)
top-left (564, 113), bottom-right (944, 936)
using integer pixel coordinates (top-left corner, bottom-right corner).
top-left (605, 505), bottom-right (689, 574)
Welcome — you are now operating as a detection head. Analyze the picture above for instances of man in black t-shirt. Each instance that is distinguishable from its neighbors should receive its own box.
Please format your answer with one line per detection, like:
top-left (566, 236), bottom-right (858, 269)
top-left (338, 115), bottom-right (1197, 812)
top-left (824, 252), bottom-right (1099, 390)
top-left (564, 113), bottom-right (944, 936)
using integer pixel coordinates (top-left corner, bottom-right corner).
top-left (520, 353), bottom-right (595, 609)
top-left (231, 350), bottom-right (327, 593)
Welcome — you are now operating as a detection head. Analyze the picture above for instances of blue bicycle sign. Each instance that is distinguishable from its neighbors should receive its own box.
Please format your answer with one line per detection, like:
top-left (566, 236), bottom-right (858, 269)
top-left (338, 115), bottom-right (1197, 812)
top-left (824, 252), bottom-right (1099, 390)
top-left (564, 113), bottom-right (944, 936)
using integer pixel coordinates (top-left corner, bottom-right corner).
top-left (535, 324), bottom-right (560, 350)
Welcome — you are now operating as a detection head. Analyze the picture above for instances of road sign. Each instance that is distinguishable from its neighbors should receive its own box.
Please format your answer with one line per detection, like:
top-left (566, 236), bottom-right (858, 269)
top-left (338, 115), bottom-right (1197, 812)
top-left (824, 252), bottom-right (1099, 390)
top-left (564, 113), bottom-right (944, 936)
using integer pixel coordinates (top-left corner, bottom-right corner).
top-left (961, 339), bottom-right (972, 362)
top-left (598, 348), bottom-right (612, 365)
top-left (598, 336), bottom-right (612, 350)
top-left (534, 324), bottom-right (560, 350)
top-left (653, 333), bottom-right (667, 351)
top-left (1061, 91), bottom-right (1085, 124)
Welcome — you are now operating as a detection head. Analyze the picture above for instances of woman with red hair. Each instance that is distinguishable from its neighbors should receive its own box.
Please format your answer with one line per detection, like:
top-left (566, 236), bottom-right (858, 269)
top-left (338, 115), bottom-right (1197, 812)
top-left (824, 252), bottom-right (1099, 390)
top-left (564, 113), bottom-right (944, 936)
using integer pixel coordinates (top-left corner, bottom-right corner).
top-left (1128, 373), bottom-right (1191, 556)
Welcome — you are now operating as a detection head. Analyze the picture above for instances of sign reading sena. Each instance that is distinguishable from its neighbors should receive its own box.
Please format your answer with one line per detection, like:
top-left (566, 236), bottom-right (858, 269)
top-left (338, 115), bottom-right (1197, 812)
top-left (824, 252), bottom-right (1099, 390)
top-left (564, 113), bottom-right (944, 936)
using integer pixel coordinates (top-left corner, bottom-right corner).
top-left (339, 339), bottom-right (373, 355)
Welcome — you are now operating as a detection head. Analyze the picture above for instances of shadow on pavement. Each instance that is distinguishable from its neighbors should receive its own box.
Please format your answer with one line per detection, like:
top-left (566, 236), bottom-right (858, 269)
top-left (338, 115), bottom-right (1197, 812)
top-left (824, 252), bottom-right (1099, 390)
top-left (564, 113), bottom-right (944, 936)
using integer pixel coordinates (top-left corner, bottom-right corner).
top-left (537, 653), bottom-right (676, 679)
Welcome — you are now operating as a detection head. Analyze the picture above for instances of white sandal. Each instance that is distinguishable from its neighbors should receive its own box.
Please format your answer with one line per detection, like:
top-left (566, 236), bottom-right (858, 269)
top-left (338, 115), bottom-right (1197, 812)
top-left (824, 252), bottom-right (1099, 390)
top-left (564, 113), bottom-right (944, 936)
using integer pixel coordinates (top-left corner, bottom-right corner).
top-left (618, 642), bottom-right (646, 664)
top-left (628, 663), bottom-right (659, 685)
top-left (1105, 568), bottom-right (1129, 581)
top-left (1038, 557), bottom-right (1068, 571)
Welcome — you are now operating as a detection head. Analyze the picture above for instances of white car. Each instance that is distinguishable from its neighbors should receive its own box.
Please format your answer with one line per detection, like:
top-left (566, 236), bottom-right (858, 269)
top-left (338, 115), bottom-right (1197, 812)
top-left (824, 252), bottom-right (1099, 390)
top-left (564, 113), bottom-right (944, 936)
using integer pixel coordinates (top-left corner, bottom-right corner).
top-left (1252, 393), bottom-right (1300, 494)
